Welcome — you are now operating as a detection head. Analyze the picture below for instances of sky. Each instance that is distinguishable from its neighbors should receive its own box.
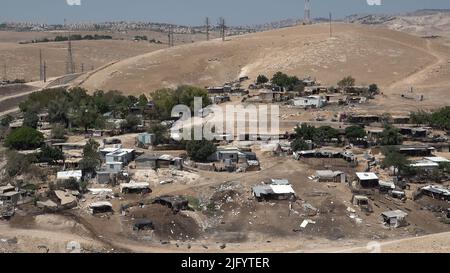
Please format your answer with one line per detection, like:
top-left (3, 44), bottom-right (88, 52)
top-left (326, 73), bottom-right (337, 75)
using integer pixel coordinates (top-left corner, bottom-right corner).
top-left (1, 0), bottom-right (449, 26)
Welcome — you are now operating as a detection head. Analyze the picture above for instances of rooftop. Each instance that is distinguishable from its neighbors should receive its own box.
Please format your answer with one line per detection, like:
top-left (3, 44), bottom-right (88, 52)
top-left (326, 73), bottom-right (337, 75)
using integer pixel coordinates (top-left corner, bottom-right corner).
top-left (356, 172), bottom-right (379, 180)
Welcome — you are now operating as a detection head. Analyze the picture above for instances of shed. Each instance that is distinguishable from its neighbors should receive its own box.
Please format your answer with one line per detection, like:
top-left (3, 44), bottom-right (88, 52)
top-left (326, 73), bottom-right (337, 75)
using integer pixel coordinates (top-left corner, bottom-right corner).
top-left (89, 201), bottom-right (113, 214)
top-left (381, 210), bottom-right (408, 228)
top-left (0, 191), bottom-right (21, 205)
top-left (252, 184), bottom-right (296, 201)
top-left (133, 219), bottom-right (155, 231)
top-left (57, 170), bottom-right (82, 182)
top-left (120, 182), bottom-right (151, 194)
top-left (152, 196), bottom-right (189, 212)
top-left (315, 170), bottom-right (346, 183)
top-left (356, 172), bottom-right (379, 188)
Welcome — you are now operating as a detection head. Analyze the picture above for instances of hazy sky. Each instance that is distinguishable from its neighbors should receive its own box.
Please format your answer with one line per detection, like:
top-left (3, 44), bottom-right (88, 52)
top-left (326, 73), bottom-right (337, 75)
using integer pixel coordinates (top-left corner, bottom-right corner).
top-left (1, 0), bottom-right (449, 26)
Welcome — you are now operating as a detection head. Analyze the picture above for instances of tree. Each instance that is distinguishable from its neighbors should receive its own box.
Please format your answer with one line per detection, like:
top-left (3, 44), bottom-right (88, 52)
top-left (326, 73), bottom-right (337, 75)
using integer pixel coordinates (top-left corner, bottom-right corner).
top-left (39, 145), bottom-right (64, 165)
top-left (5, 150), bottom-right (35, 177)
top-left (149, 124), bottom-right (169, 145)
top-left (256, 75), bottom-right (269, 85)
top-left (152, 86), bottom-right (212, 120)
top-left (185, 139), bottom-right (216, 162)
top-left (337, 76), bottom-right (355, 89)
top-left (295, 124), bottom-right (340, 143)
top-left (381, 147), bottom-right (409, 176)
top-left (51, 124), bottom-right (66, 140)
top-left (79, 139), bottom-right (101, 174)
top-left (380, 125), bottom-right (403, 146)
top-left (315, 126), bottom-right (340, 143)
top-left (294, 124), bottom-right (317, 141)
top-left (345, 126), bottom-right (366, 141)
top-left (23, 110), bottom-right (39, 129)
top-left (4, 127), bottom-right (44, 150)
top-left (1, 115), bottom-right (13, 127)
top-left (121, 114), bottom-right (141, 132)
top-left (369, 84), bottom-right (379, 95)
top-left (291, 138), bottom-right (309, 152)
top-left (48, 97), bottom-right (71, 127)
top-left (410, 110), bottom-right (430, 126)
top-left (271, 72), bottom-right (300, 90)
top-left (72, 103), bottom-right (103, 132)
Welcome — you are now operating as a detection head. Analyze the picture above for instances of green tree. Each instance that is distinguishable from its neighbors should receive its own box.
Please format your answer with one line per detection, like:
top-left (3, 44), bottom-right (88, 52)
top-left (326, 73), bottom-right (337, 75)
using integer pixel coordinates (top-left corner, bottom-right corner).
top-left (23, 110), bottom-right (39, 129)
top-left (294, 124), bottom-right (317, 141)
top-left (185, 139), bottom-right (217, 162)
top-left (5, 150), bottom-right (35, 177)
top-left (149, 124), bottom-right (169, 145)
top-left (50, 124), bottom-right (66, 140)
top-left (152, 86), bottom-right (211, 120)
top-left (291, 138), bottom-right (309, 152)
top-left (345, 125), bottom-right (366, 141)
top-left (79, 139), bottom-right (101, 174)
top-left (256, 75), bottom-right (269, 85)
top-left (382, 147), bottom-right (409, 175)
top-left (271, 72), bottom-right (300, 90)
top-left (1, 115), bottom-right (14, 127)
top-left (410, 110), bottom-right (430, 126)
top-left (337, 76), bottom-right (356, 89)
top-left (48, 97), bottom-right (71, 127)
top-left (4, 127), bottom-right (44, 150)
top-left (121, 114), bottom-right (141, 132)
top-left (380, 125), bottom-right (403, 146)
top-left (39, 145), bottom-right (64, 165)
top-left (369, 84), bottom-right (379, 95)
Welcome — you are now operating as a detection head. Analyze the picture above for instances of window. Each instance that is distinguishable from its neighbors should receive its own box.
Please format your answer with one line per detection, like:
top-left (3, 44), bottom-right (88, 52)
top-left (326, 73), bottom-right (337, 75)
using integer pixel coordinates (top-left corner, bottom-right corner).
top-left (109, 164), bottom-right (115, 169)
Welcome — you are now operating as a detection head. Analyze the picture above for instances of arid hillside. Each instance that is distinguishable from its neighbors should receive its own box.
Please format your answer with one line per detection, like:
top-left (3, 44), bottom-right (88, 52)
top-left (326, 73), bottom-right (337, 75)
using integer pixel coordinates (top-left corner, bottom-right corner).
top-left (79, 23), bottom-right (437, 95)
top-left (0, 39), bottom-right (165, 82)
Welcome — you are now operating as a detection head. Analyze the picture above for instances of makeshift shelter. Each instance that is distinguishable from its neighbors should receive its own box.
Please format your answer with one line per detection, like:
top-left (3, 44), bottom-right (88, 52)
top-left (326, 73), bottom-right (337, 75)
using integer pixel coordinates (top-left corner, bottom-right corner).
top-left (356, 172), bottom-right (379, 188)
top-left (89, 201), bottom-right (113, 214)
top-left (381, 210), bottom-right (408, 228)
top-left (152, 196), bottom-right (189, 212)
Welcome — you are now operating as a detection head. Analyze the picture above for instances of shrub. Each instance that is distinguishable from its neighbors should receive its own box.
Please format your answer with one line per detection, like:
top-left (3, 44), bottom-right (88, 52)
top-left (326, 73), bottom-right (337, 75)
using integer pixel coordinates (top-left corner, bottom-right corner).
top-left (4, 127), bottom-right (44, 150)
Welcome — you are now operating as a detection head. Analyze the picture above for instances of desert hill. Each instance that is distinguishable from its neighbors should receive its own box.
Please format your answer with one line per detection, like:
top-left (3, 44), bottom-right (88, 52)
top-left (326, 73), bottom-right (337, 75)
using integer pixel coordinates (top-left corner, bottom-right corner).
top-left (79, 23), bottom-right (437, 95)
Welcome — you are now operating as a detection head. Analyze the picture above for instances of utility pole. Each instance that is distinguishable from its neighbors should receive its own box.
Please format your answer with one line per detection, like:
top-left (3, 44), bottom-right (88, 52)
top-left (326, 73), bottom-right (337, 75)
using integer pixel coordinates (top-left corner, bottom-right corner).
top-left (219, 17), bottom-right (226, 41)
top-left (39, 49), bottom-right (43, 81)
top-left (3, 63), bottom-right (6, 82)
top-left (205, 17), bottom-right (210, 41)
top-left (329, 12), bottom-right (332, 37)
top-left (43, 61), bottom-right (47, 83)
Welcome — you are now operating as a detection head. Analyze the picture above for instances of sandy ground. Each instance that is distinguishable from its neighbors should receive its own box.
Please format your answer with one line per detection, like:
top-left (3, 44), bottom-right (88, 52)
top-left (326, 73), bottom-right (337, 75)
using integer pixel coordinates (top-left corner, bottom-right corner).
top-left (80, 23), bottom-right (436, 95)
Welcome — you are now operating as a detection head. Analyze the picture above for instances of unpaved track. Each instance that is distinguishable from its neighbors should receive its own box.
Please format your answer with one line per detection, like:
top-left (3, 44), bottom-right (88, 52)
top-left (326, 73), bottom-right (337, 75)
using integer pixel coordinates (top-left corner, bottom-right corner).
top-left (388, 39), bottom-right (445, 90)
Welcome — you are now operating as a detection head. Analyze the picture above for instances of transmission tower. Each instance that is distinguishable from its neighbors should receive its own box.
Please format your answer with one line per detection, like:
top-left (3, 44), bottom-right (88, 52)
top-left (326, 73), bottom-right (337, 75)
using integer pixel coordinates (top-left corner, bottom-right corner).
top-left (64, 18), bottom-right (75, 75)
top-left (65, 38), bottom-right (75, 74)
top-left (168, 25), bottom-right (175, 47)
top-left (304, 0), bottom-right (311, 25)
top-left (219, 17), bottom-right (226, 41)
top-left (205, 17), bottom-right (210, 41)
